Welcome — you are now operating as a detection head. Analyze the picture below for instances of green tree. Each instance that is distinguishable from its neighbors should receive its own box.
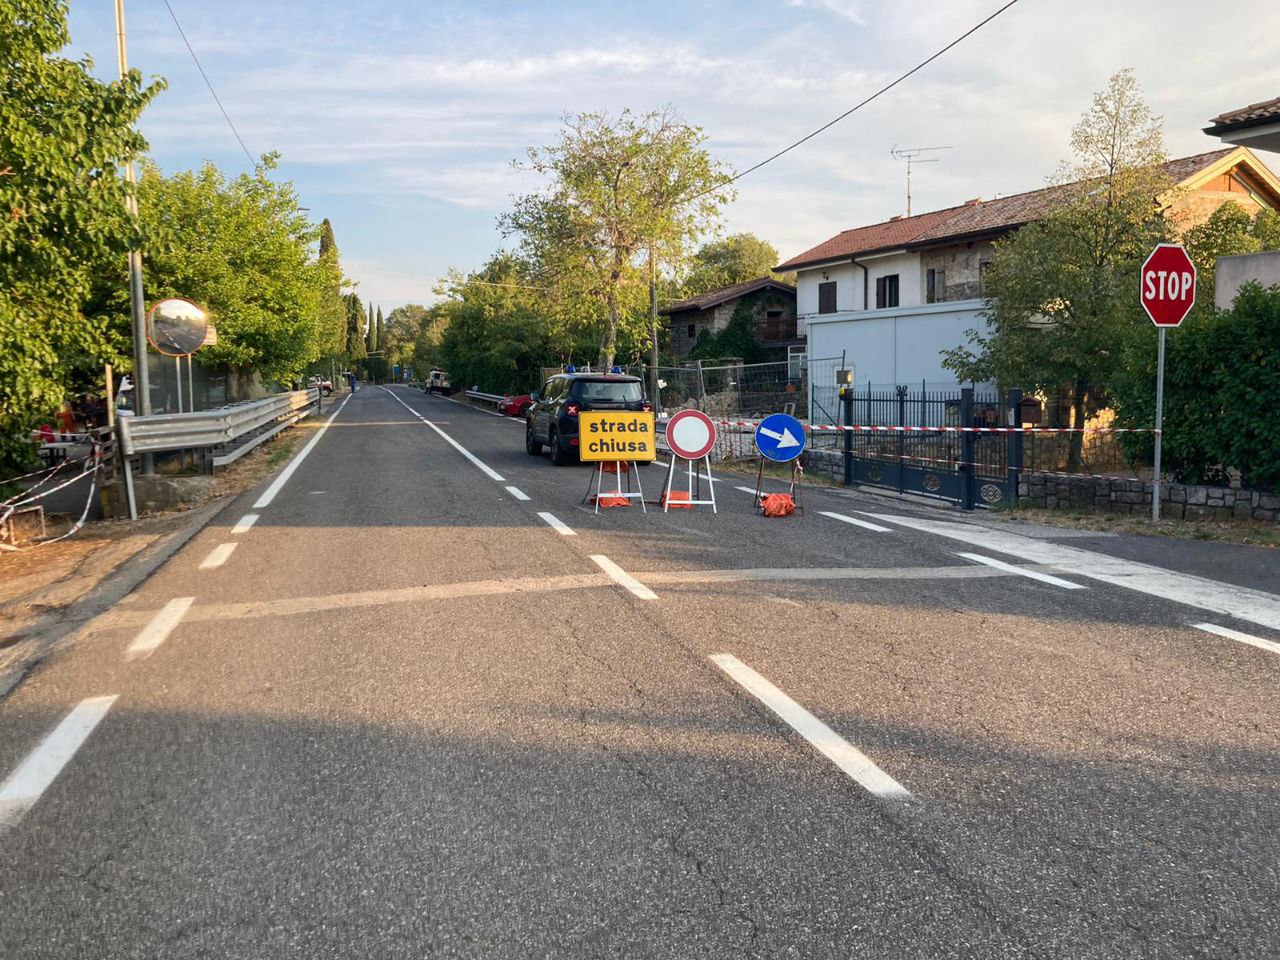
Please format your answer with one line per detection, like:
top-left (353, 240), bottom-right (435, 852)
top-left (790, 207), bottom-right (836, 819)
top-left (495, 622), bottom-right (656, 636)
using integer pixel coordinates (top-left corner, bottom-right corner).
top-left (313, 218), bottom-right (346, 363)
top-left (682, 233), bottom-right (787, 295)
top-left (1184, 203), bottom-right (1280, 296)
top-left (503, 108), bottom-right (732, 368)
top-left (942, 69), bottom-right (1172, 470)
top-left (0, 0), bottom-right (164, 469)
top-left (344, 293), bottom-right (366, 361)
top-left (366, 302), bottom-right (377, 353)
top-left (131, 156), bottom-right (330, 385)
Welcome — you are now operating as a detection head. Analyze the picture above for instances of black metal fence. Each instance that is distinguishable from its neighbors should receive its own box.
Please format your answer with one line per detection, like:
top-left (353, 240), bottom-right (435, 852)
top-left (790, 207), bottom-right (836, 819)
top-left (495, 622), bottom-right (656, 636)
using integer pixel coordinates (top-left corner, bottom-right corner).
top-left (834, 384), bottom-right (1024, 509)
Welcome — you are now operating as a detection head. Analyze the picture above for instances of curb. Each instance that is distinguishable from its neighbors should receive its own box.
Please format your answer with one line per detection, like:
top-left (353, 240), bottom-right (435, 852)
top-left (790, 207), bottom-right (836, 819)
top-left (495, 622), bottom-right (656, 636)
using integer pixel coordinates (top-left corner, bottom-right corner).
top-left (0, 496), bottom-right (227, 701)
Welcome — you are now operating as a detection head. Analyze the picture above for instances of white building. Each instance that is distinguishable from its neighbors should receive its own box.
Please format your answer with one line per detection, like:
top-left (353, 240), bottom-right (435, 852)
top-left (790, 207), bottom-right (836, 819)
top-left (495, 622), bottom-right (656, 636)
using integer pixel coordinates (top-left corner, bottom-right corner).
top-left (778, 147), bottom-right (1280, 392)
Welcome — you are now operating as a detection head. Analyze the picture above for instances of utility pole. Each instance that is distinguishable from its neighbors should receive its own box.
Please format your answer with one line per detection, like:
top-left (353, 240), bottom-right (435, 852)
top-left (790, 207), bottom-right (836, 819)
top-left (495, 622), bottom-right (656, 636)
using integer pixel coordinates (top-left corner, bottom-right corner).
top-left (648, 244), bottom-right (661, 416)
top-left (114, 0), bottom-right (152, 452)
top-left (890, 145), bottom-right (952, 217)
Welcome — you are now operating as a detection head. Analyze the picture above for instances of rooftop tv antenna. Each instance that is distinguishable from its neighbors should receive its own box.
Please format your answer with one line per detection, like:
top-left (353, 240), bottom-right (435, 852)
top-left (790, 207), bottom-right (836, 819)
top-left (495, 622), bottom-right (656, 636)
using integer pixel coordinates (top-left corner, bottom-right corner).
top-left (891, 145), bottom-right (953, 217)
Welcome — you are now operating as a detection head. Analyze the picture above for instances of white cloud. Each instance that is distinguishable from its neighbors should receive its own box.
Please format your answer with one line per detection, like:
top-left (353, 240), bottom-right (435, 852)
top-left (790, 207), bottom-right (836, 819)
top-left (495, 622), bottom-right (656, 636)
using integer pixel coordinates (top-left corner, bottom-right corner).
top-left (786, 0), bottom-right (867, 24)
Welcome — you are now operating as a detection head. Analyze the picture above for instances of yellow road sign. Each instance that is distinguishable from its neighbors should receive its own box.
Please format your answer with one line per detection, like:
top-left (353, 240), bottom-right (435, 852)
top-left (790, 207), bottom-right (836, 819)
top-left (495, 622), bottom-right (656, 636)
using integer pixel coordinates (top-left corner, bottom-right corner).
top-left (579, 411), bottom-right (657, 462)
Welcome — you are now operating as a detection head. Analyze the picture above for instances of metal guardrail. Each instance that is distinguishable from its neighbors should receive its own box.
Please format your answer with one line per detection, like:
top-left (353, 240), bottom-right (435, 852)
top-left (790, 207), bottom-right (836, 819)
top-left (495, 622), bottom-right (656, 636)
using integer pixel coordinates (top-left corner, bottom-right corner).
top-left (116, 389), bottom-right (318, 457)
top-left (464, 390), bottom-right (505, 405)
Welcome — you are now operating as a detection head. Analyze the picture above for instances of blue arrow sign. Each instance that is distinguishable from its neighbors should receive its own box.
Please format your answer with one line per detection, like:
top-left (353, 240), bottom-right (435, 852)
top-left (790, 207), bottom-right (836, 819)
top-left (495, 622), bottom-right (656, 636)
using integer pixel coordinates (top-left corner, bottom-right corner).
top-left (754, 413), bottom-right (806, 462)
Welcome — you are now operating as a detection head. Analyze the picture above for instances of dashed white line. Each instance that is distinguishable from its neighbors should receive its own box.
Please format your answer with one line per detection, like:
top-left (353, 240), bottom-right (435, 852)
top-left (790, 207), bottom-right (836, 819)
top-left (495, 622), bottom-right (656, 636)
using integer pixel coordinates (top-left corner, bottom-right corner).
top-left (231, 513), bottom-right (259, 534)
top-left (538, 512), bottom-right (575, 536)
top-left (381, 387), bottom-right (506, 482)
top-left (1193, 622), bottom-right (1280, 657)
top-left (590, 554), bottom-right (658, 601)
top-left (819, 511), bottom-right (892, 533)
top-left (253, 392), bottom-right (351, 508)
top-left (199, 543), bottom-right (238, 570)
top-left (710, 654), bottom-right (911, 801)
top-left (0, 695), bottom-right (119, 829)
top-left (505, 486), bottom-right (531, 501)
top-left (125, 596), bottom-right (195, 660)
top-left (957, 552), bottom-right (1084, 590)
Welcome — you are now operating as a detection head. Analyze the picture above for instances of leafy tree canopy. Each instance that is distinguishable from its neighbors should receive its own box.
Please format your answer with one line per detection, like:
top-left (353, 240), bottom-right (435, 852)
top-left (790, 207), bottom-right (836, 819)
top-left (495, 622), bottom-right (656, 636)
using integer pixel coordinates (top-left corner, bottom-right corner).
top-left (682, 233), bottom-right (789, 296)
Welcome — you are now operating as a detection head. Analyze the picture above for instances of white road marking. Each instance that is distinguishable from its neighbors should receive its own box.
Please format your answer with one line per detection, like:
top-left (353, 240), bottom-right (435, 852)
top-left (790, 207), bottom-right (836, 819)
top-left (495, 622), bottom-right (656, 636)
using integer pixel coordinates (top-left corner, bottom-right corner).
top-left (381, 387), bottom-right (506, 482)
top-left (253, 392), bottom-right (351, 508)
top-left (1193, 622), bottom-right (1280, 657)
top-left (538, 512), bottom-right (575, 536)
top-left (125, 596), bottom-right (195, 660)
top-left (590, 554), bottom-right (658, 601)
top-left (819, 511), bottom-right (892, 533)
top-left (710, 654), bottom-right (911, 801)
top-left (198, 543), bottom-right (238, 570)
top-left (957, 552), bottom-right (1084, 590)
top-left (505, 486), bottom-right (530, 501)
top-left (231, 513), bottom-right (259, 534)
top-left (867, 513), bottom-right (1280, 631)
top-left (0, 695), bottom-right (119, 828)
top-left (735, 486), bottom-right (762, 496)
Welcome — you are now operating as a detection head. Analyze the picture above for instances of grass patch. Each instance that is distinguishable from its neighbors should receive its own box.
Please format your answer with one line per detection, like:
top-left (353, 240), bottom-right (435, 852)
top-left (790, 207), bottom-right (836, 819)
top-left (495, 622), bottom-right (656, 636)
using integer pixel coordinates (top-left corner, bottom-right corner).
top-left (1000, 505), bottom-right (1280, 548)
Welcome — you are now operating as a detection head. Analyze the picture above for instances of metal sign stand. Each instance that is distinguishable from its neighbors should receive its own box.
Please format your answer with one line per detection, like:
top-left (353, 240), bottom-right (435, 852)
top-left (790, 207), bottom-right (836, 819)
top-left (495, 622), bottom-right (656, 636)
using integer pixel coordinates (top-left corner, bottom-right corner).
top-left (582, 460), bottom-right (646, 513)
top-left (752, 458), bottom-right (804, 517)
top-left (1152, 327), bottom-right (1166, 522)
top-left (661, 455), bottom-right (717, 512)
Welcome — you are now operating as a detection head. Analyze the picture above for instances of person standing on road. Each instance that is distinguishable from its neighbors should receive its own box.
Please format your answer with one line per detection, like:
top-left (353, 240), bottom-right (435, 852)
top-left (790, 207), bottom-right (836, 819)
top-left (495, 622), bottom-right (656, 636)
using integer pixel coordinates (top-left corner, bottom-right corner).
top-left (346, 371), bottom-right (357, 393)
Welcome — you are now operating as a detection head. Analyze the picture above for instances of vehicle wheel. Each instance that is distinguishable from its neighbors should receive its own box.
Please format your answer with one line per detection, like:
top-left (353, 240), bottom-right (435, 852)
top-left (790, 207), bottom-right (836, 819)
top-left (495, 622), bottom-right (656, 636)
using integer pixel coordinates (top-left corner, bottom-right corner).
top-left (548, 427), bottom-right (571, 466)
top-left (525, 420), bottom-right (543, 456)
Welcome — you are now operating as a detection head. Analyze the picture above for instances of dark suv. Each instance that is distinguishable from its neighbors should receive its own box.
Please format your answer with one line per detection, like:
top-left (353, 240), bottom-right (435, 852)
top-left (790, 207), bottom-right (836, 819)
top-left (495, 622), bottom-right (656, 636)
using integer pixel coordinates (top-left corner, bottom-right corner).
top-left (525, 373), bottom-right (650, 465)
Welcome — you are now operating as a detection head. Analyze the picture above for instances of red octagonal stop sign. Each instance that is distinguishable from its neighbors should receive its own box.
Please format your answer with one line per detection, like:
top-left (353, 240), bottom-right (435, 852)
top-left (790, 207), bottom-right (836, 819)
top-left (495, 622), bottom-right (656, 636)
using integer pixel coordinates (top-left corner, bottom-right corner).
top-left (1140, 243), bottom-right (1197, 327)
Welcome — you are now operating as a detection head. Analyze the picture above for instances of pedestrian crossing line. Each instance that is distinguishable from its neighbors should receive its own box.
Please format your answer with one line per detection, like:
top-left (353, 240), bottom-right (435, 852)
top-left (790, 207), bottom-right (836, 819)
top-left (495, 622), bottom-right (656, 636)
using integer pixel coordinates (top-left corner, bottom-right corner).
top-left (538, 512), bottom-right (575, 536)
top-left (1192, 622), bottom-right (1280, 657)
top-left (819, 511), bottom-right (892, 533)
top-left (590, 554), bottom-right (657, 601)
top-left (0, 695), bottom-right (119, 829)
top-left (957, 552), bottom-right (1084, 590)
top-left (710, 654), bottom-right (911, 801)
top-left (125, 596), bottom-right (195, 660)
top-left (199, 543), bottom-right (238, 570)
top-left (231, 513), bottom-right (259, 534)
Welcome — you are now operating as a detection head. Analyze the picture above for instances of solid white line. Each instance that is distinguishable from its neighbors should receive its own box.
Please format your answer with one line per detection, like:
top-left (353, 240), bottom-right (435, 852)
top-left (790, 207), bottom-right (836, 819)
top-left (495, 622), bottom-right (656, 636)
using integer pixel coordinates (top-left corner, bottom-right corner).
top-left (231, 513), bottom-right (259, 534)
top-left (710, 654), bottom-right (911, 800)
top-left (537, 511), bottom-right (575, 536)
top-left (590, 554), bottom-right (658, 601)
top-left (957, 552), bottom-right (1084, 590)
top-left (381, 388), bottom-right (506, 482)
top-left (505, 486), bottom-right (530, 501)
top-left (735, 486), bottom-right (762, 496)
top-left (867, 513), bottom-right (1280, 630)
top-left (0, 695), bottom-right (119, 828)
top-left (1193, 622), bottom-right (1280, 657)
top-left (125, 596), bottom-right (195, 660)
top-left (819, 510), bottom-right (892, 533)
top-left (198, 543), bottom-right (238, 570)
top-left (253, 393), bottom-right (351, 508)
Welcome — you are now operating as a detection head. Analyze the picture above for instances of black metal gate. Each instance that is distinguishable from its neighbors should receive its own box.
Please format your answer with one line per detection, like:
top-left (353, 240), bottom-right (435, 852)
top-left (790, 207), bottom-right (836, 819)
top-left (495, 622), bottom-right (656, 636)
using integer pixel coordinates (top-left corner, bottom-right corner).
top-left (837, 385), bottom-right (1023, 510)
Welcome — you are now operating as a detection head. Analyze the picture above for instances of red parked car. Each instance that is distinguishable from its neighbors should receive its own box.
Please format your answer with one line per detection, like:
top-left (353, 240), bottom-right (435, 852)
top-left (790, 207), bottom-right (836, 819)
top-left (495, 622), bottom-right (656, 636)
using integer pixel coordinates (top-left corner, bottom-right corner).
top-left (497, 393), bottom-right (534, 417)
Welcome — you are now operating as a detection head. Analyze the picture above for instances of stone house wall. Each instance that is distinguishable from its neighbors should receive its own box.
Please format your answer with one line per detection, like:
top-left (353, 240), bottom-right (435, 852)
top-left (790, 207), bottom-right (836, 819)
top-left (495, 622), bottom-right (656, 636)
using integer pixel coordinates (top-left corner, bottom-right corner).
top-left (917, 240), bottom-right (998, 302)
top-left (667, 288), bottom-right (798, 360)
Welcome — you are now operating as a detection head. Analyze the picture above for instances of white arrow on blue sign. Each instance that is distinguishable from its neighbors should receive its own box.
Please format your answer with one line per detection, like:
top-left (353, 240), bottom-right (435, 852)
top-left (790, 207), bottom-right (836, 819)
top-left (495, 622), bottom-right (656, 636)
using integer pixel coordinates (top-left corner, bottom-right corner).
top-left (754, 413), bottom-right (806, 462)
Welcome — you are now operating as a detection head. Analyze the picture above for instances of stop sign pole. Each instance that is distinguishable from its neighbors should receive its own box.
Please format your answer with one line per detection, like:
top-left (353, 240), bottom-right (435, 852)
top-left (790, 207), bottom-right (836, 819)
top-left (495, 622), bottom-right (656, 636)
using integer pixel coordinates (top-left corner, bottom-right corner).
top-left (1139, 243), bottom-right (1197, 521)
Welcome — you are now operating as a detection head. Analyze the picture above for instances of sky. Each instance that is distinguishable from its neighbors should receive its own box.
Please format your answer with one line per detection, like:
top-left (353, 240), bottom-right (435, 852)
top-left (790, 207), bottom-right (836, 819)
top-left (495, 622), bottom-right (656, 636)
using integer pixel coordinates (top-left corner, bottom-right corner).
top-left (67, 0), bottom-right (1279, 312)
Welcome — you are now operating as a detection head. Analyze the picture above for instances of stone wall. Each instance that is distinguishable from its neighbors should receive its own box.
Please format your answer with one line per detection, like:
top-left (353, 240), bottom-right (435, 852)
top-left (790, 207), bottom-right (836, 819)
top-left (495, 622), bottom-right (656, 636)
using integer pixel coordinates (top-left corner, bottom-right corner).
top-left (1018, 472), bottom-right (1279, 522)
top-left (918, 240), bottom-right (997, 302)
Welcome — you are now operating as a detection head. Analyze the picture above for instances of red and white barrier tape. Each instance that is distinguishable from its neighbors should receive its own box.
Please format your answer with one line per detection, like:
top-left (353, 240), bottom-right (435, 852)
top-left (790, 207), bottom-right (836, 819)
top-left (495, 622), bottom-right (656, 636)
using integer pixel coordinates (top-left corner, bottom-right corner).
top-left (710, 418), bottom-right (1156, 435)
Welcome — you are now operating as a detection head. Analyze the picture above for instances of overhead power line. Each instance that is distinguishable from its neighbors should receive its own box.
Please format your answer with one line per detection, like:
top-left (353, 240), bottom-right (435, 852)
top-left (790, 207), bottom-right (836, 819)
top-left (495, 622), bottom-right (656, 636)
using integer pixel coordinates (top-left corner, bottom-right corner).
top-left (687, 0), bottom-right (1022, 203)
top-left (160, 0), bottom-right (257, 167)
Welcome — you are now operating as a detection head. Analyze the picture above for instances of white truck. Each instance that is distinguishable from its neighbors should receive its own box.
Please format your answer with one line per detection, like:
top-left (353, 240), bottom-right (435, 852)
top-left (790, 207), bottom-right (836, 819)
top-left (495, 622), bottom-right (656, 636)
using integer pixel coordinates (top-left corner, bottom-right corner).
top-left (426, 369), bottom-right (453, 395)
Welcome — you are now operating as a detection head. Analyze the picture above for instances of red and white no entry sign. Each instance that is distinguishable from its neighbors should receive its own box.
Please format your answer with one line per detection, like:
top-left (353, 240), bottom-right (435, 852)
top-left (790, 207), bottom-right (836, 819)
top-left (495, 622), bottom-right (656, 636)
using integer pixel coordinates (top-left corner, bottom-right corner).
top-left (666, 410), bottom-right (717, 460)
top-left (1140, 243), bottom-right (1197, 328)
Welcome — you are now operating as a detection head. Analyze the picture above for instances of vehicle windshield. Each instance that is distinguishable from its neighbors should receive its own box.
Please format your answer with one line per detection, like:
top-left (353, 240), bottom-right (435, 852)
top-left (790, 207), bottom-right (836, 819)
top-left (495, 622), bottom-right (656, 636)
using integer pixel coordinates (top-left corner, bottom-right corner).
top-left (574, 380), bottom-right (642, 402)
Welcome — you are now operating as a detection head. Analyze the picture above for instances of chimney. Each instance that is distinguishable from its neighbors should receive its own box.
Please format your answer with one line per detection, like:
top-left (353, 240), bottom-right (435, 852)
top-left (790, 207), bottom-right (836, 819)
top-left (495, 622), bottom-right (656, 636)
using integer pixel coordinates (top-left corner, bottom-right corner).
top-left (965, 197), bottom-right (981, 206)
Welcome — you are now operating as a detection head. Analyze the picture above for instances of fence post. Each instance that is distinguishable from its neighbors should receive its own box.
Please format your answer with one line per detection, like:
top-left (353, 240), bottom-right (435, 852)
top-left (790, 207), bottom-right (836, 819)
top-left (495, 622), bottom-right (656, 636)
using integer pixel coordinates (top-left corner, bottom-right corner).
top-left (896, 385), bottom-right (907, 493)
top-left (1006, 388), bottom-right (1022, 508)
top-left (960, 387), bottom-right (976, 511)
top-left (842, 387), bottom-right (853, 486)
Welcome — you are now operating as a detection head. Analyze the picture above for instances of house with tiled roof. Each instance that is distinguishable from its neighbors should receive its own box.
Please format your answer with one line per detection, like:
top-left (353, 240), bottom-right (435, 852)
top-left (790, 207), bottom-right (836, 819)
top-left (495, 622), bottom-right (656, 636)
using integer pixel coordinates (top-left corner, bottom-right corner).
top-left (659, 277), bottom-right (797, 361)
top-left (1204, 97), bottom-right (1280, 154)
top-left (778, 146), bottom-right (1280, 389)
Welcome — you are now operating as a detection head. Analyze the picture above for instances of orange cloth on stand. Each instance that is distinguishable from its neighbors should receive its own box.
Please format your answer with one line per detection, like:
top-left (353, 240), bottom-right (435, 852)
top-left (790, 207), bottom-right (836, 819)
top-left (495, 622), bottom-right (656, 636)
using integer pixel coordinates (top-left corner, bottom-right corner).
top-left (660, 490), bottom-right (693, 509)
top-left (760, 493), bottom-right (796, 517)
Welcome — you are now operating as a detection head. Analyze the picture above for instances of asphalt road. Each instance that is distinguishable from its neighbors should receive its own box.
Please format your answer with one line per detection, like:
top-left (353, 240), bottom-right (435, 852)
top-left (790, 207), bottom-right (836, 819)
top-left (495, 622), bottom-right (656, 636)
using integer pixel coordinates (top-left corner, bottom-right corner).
top-left (2, 384), bottom-right (1278, 958)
